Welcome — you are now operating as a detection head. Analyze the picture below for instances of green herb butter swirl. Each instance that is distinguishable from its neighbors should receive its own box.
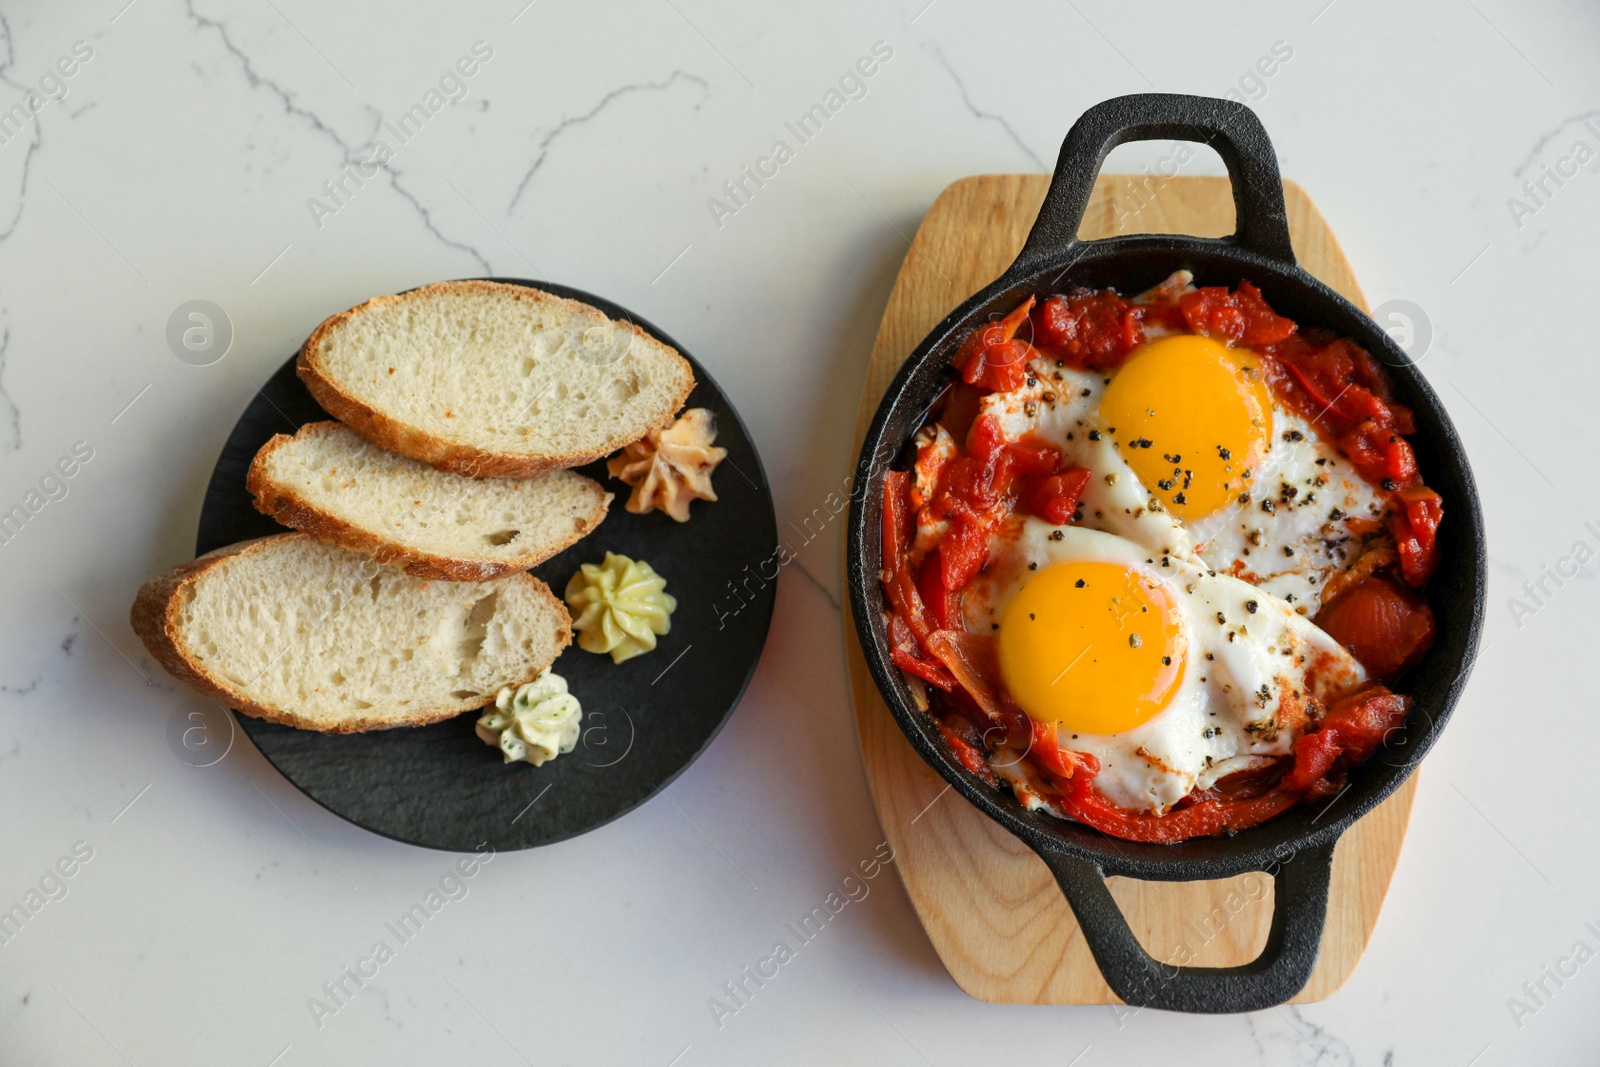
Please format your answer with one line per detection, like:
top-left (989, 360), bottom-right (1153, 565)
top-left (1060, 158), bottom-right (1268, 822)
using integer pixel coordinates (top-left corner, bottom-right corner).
top-left (476, 669), bottom-right (582, 766)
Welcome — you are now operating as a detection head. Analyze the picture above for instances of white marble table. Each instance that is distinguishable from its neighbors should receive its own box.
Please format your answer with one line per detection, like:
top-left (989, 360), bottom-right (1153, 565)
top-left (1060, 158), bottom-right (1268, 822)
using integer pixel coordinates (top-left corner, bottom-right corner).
top-left (1, 0), bottom-right (1596, 1063)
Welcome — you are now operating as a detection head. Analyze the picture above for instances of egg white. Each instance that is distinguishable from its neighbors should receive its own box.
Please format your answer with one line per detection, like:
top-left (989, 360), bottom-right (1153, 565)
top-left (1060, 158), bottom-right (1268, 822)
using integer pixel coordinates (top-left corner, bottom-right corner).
top-left (1188, 410), bottom-right (1387, 612)
top-left (965, 522), bottom-right (1366, 813)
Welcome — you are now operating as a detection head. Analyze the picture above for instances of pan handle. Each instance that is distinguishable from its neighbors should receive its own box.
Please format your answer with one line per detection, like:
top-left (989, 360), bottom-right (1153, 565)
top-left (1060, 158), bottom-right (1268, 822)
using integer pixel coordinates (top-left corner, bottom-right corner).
top-left (1006, 93), bottom-right (1298, 280)
top-left (1039, 841), bottom-right (1336, 1013)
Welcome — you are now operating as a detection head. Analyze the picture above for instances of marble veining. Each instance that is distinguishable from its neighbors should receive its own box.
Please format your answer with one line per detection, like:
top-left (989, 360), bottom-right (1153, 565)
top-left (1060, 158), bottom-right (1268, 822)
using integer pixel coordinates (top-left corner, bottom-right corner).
top-left (1512, 110), bottom-right (1600, 177)
top-left (0, 324), bottom-right (21, 454)
top-left (786, 557), bottom-right (841, 612)
top-left (507, 69), bottom-right (711, 214)
top-left (929, 43), bottom-right (1048, 171)
top-left (181, 0), bottom-right (495, 272)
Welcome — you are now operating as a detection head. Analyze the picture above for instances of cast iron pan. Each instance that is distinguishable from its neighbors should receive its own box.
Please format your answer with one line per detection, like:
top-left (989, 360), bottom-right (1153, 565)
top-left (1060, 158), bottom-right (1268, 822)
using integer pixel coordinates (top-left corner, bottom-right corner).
top-left (199, 279), bottom-right (777, 853)
top-left (846, 95), bottom-right (1486, 1013)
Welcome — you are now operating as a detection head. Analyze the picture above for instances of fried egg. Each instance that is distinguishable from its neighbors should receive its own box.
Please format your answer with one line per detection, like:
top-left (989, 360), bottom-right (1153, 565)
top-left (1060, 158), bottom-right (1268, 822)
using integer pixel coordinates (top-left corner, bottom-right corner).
top-left (980, 330), bottom-right (1387, 614)
top-left (963, 522), bottom-right (1365, 812)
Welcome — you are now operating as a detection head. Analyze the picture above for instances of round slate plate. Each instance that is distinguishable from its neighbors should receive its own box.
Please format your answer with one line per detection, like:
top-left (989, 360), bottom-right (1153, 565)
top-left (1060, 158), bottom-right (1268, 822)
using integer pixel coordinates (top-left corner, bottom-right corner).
top-left (196, 279), bottom-right (777, 852)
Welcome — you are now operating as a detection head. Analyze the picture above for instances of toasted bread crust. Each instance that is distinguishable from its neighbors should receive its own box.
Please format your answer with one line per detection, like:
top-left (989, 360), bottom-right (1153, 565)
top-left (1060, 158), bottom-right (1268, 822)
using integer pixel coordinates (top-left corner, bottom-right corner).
top-left (130, 533), bottom-right (572, 733)
top-left (245, 423), bottom-right (611, 582)
top-left (296, 280), bottom-right (695, 478)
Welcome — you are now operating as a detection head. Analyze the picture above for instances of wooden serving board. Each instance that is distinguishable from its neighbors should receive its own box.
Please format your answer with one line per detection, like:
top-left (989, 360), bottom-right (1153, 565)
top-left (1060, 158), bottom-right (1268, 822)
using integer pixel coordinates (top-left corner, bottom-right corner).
top-left (845, 174), bottom-right (1416, 1005)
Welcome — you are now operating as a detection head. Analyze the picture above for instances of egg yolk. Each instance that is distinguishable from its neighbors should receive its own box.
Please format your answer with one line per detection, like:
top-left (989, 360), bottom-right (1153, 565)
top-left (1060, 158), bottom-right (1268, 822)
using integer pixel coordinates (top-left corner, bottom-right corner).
top-left (997, 561), bottom-right (1187, 735)
top-left (1098, 334), bottom-right (1273, 521)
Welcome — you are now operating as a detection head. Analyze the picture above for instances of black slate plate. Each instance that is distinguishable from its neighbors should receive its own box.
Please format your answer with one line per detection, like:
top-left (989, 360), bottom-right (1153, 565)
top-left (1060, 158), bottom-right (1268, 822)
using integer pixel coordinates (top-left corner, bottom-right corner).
top-left (196, 279), bottom-right (777, 852)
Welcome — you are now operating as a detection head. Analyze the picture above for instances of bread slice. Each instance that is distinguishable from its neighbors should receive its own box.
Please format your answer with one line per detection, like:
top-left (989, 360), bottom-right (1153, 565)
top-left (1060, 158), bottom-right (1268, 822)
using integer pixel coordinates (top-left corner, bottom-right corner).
top-left (297, 281), bottom-right (697, 478)
top-left (248, 421), bottom-right (611, 582)
top-left (131, 534), bottom-right (572, 733)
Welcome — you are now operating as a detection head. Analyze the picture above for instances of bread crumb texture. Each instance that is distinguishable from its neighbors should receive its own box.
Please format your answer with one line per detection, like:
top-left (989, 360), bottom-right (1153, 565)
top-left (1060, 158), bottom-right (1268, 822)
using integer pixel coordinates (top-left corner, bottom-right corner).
top-left (157, 536), bottom-right (569, 730)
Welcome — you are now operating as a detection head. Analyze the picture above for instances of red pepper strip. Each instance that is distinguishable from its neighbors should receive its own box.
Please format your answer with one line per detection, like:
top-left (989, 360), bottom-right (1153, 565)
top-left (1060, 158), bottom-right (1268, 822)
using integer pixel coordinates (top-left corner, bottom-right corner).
top-left (1000, 440), bottom-right (1059, 481)
top-left (922, 629), bottom-right (1032, 748)
top-left (880, 471), bottom-right (942, 643)
top-left (965, 413), bottom-right (1006, 464)
top-left (1383, 433), bottom-right (1419, 485)
top-left (1390, 485), bottom-right (1443, 587)
top-left (883, 565), bottom-right (934, 645)
top-left (996, 441), bottom-right (1061, 511)
top-left (881, 470), bottom-right (911, 579)
top-left (910, 431), bottom-right (954, 509)
top-left (953, 297), bottom-right (1039, 393)
top-left (1235, 281), bottom-right (1298, 346)
top-left (1281, 361), bottom-right (1429, 510)
top-left (923, 630), bottom-right (1006, 718)
top-left (1028, 719), bottom-right (1100, 780)
top-left (993, 295), bottom-right (1036, 340)
top-left (916, 554), bottom-right (961, 631)
top-left (1322, 685), bottom-right (1411, 764)
top-left (1337, 420), bottom-right (1389, 485)
top-left (1400, 482), bottom-right (1443, 533)
top-left (938, 512), bottom-right (990, 591)
top-left (1029, 467), bottom-right (1093, 525)
top-left (1390, 512), bottom-right (1430, 588)
top-left (1342, 386), bottom-right (1394, 429)
top-left (1395, 511), bottom-right (1446, 588)
top-left (937, 720), bottom-right (997, 784)
top-left (885, 613), bottom-right (955, 691)
top-left (1179, 287), bottom-right (1244, 345)
top-left (1279, 358), bottom-right (1396, 442)
top-left (926, 423), bottom-right (1073, 592)
top-left (1281, 686), bottom-right (1410, 792)
top-left (893, 647), bottom-right (956, 691)
top-left (1279, 357), bottom-right (1342, 420)
top-left (1057, 775), bottom-right (1301, 843)
top-left (1280, 733), bottom-right (1341, 794)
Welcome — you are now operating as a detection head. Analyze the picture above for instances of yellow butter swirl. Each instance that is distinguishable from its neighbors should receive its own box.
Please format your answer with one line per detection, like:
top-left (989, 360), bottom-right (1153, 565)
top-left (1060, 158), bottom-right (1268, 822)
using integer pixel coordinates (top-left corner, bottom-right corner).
top-left (564, 552), bottom-right (676, 663)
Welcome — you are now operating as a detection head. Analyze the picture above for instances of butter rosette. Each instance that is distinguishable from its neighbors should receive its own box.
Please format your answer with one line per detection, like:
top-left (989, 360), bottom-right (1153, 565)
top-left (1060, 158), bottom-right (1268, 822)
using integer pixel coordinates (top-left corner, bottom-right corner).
top-left (607, 408), bottom-right (726, 522)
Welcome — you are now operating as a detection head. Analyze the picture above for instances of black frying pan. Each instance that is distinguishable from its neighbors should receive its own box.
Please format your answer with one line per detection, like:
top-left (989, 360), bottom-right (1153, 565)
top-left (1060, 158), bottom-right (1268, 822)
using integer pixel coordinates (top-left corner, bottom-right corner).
top-left (846, 94), bottom-right (1486, 1013)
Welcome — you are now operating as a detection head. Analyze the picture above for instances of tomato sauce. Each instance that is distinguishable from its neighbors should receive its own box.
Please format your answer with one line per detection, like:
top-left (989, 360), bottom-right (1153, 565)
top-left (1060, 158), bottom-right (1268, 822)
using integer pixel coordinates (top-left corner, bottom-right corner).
top-left (879, 277), bottom-right (1438, 843)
